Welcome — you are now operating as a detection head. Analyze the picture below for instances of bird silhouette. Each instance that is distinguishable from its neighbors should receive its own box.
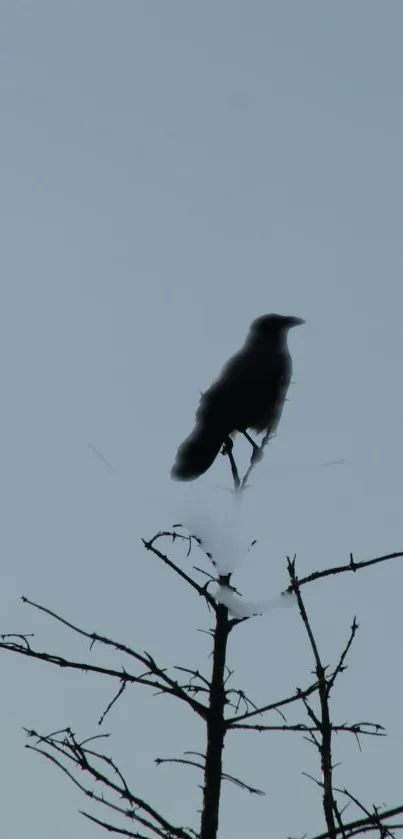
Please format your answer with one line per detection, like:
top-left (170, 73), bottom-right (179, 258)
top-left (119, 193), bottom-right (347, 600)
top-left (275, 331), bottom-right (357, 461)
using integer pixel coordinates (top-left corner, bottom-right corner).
top-left (171, 313), bottom-right (304, 481)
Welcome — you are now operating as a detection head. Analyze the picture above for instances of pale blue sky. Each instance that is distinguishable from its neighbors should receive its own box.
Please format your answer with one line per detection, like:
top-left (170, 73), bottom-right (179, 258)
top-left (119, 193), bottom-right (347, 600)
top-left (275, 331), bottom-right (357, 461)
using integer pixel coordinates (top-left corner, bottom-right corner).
top-left (1, 2), bottom-right (403, 837)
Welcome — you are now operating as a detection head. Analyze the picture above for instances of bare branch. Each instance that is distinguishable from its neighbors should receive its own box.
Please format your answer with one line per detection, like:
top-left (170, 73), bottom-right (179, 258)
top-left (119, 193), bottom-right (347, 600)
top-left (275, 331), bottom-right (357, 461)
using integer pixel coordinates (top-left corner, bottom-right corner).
top-left (200, 604), bottom-right (230, 839)
top-left (155, 754), bottom-right (264, 797)
top-left (229, 722), bottom-right (384, 736)
top-left (0, 632), bottom-right (34, 649)
top-left (226, 681), bottom-right (319, 725)
top-left (0, 639), bottom-right (207, 716)
top-left (286, 551), bottom-right (403, 594)
top-left (335, 788), bottom-right (398, 838)
top-left (80, 811), bottom-right (153, 838)
top-left (308, 803), bottom-right (403, 839)
top-left (25, 728), bottom-right (194, 839)
top-left (326, 620), bottom-right (359, 696)
top-left (174, 666), bottom-right (210, 689)
top-left (288, 558), bottom-right (337, 839)
top-left (98, 682), bottom-right (128, 726)
top-left (142, 534), bottom-right (216, 608)
top-left (0, 599), bottom-right (208, 719)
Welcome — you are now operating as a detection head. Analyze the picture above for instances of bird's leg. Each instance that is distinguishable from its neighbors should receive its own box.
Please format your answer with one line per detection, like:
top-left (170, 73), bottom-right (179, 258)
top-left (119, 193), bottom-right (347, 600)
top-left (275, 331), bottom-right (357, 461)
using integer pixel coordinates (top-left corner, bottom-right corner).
top-left (241, 430), bottom-right (263, 464)
top-left (221, 436), bottom-right (234, 456)
top-left (221, 436), bottom-right (240, 490)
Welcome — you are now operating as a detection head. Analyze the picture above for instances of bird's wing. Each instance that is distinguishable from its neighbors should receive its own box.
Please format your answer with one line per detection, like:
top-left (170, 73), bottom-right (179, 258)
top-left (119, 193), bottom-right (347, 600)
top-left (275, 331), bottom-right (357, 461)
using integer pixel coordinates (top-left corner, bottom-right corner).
top-left (196, 346), bottom-right (288, 432)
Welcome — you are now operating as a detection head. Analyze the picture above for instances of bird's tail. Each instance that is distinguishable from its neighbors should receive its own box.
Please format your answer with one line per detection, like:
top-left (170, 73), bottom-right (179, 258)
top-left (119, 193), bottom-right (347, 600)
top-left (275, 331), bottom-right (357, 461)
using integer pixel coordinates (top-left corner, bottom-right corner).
top-left (171, 422), bottom-right (228, 481)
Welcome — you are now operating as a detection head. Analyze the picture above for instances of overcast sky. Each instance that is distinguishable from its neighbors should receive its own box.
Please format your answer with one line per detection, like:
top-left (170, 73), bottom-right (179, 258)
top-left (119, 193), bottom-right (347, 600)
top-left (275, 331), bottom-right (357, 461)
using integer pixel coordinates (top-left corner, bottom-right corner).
top-left (1, 2), bottom-right (403, 837)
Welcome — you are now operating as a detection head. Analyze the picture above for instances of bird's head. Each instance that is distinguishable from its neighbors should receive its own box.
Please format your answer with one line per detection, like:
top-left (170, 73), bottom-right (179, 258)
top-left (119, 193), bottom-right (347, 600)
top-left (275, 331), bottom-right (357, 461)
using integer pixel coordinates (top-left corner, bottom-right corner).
top-left (250, 313), bottom-right (305, 338)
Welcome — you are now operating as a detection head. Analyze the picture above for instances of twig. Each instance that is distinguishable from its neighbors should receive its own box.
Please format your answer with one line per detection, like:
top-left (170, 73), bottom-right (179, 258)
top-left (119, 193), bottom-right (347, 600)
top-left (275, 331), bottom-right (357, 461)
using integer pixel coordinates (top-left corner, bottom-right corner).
top-left (286, 552), bottom-right (403, 594)
top-left (80, 811), bottom-right (149, 838)
top-left (155, 755), bottom-right (264, 796)
top-left (229, 722), bottom-right (384, 736)
top-left (25, 728), bottom-right (193, 839)
top-left (308, 803), bottom-right (403, 839)
top-left (288, 558), bottom-right (337, 839)
top-left (226, 681), bottom-right (319, 725)
top-left (142, 536), bottom-right (216, 608)
top-left (326, 620), bottom-right (358, 695)
top-left (98, 682), bottom-right (127, 726)
top-left (1, 600), bottom-right (208, 718)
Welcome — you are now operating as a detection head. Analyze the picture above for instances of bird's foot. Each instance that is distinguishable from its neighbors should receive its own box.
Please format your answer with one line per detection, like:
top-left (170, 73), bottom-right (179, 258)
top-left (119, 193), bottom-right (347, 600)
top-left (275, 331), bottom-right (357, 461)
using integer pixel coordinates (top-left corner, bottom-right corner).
top-left (240, 430), bottom-right (264, 467)
top-left (250, 445), bottom-right (264, 465)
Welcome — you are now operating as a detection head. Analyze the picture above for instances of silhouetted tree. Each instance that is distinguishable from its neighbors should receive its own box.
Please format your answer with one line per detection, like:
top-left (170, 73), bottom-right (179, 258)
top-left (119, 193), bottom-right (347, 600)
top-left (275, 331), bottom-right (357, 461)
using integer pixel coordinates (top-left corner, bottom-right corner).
top-left (1, 436), bottom-right (403, 839)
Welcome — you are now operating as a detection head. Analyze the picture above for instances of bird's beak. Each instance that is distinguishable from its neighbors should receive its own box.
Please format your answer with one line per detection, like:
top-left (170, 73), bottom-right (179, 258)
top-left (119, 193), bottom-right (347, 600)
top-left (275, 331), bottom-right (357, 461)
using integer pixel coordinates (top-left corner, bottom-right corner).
top-left (289, 317), bottom-right (305, 327)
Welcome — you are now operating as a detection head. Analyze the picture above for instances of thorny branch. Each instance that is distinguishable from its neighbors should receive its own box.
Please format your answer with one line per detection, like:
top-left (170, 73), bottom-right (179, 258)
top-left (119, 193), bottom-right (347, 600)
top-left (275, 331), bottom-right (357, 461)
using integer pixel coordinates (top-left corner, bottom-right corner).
top-left (24, 727), bottom-right (194, 839)
top-left (288, 557), bottom-right (337, 838)
top-left (229, 722), bottom-right (384, 737)
top-left (141, 533), bottom-right (216, 608)
top-left (155, 755), bottom-right (264, 796)
top-left (226, 681), bottom-right (320, 725)
top-left (307, 801), bottom-right (403, 839)
top-left (200, 603), bottom-right (230, 839)
top-left (1, 440), bottom-right (403, 838)
top-left (0, 597), bottom-right (207, 720)
top-left (286, 550), bottom-right (403, 594)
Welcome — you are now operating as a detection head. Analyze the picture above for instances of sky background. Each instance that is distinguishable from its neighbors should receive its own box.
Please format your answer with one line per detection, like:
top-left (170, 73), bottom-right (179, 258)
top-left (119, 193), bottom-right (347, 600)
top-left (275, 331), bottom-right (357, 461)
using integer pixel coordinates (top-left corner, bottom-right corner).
top-left (1, 1), bottom-right (403, 837)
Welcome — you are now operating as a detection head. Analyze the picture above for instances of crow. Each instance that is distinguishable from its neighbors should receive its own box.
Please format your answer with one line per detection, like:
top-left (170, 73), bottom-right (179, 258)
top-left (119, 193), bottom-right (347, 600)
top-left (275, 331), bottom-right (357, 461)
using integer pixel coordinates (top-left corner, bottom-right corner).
top-left (171, 313), bottom-right (304, 481)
